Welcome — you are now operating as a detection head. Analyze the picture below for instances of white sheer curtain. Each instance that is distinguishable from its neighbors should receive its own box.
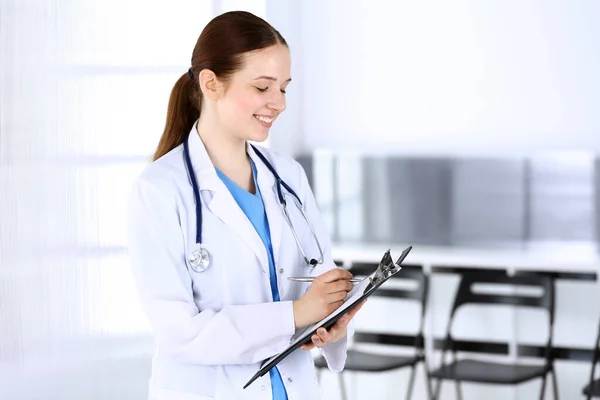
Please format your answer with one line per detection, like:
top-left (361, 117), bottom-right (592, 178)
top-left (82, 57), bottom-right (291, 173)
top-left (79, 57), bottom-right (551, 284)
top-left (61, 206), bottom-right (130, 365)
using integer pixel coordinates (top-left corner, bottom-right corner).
top-left (0, 1), bottom-right (264, 398)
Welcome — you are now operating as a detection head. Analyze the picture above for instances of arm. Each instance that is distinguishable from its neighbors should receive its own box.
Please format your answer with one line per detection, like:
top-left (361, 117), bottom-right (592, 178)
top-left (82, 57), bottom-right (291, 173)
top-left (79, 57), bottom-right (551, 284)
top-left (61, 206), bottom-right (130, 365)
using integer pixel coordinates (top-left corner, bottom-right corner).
top-left (295, 164), bottom-right (355, 372)
top-left (127, 178), bottom-right (295, 365)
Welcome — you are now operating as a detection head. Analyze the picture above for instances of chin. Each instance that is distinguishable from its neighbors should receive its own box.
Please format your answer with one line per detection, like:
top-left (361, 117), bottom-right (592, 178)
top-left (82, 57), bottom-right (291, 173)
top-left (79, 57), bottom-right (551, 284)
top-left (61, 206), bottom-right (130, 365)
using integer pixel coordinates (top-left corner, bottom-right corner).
top-left (248, 129), bottom-right (270, 143)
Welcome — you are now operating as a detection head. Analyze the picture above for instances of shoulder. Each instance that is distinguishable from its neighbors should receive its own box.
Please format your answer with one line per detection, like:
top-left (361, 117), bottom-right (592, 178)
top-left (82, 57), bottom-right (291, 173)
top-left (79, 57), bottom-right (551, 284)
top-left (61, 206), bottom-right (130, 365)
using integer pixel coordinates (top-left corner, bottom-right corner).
top-left (130, 145), bottom-right (187, 205)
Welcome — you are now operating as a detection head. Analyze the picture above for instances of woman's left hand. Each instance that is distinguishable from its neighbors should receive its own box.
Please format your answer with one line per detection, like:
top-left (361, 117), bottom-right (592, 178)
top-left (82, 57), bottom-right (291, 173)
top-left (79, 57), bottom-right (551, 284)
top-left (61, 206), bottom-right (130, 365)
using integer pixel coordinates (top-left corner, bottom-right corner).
top-left (299, 299), bottom-right (367, 350)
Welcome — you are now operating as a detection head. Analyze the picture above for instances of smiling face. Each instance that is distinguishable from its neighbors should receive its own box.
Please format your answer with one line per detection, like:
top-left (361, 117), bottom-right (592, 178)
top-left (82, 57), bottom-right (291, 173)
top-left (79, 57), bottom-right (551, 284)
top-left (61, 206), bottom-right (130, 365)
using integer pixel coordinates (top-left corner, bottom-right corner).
top-left (214, 44), bottom-right (291, 143)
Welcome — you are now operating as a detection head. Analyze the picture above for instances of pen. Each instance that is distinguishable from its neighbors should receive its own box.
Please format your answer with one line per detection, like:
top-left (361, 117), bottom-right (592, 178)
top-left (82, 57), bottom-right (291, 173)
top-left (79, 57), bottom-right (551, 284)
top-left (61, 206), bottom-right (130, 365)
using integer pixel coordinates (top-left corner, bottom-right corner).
top-left (287, 277), bottom-right (363, 284)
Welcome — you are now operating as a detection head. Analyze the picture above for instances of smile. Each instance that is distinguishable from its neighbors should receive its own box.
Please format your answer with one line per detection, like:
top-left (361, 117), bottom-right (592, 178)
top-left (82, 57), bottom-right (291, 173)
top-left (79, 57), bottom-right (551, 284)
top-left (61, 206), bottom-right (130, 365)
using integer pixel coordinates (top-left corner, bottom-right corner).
top-left (254, 115), bottom-right (275, 124)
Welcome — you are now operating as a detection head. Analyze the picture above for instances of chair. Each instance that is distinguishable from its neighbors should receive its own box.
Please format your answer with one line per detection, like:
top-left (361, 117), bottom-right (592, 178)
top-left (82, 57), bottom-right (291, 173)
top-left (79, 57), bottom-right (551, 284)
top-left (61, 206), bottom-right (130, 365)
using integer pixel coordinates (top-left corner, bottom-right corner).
top-left (315, 262), bottom-right (433, 400)
top-left (429, 270), bottom-right (558, 400)
top-left (583, 316), bottom-right (600, 398)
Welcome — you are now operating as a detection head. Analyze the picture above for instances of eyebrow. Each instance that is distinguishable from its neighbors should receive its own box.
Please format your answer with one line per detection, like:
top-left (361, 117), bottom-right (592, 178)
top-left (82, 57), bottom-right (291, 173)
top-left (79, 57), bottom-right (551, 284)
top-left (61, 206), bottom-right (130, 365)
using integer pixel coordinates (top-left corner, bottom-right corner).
top-left (253, 75), bottom-right (292, 83)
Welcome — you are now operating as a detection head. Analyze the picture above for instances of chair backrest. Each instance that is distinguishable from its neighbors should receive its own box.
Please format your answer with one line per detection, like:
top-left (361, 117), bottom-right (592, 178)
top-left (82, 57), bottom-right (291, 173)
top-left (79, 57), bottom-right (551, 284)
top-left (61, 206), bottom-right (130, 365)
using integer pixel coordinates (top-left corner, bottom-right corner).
top-left (443, 270), bottom-right (555, 360)
top-left (349, 261), bottom-right (429, 350)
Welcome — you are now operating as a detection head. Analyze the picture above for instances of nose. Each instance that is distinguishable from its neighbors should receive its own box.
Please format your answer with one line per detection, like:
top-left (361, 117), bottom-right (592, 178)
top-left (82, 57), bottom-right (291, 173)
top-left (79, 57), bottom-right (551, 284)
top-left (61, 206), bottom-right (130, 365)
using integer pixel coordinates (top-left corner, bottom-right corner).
top-left (267, 91), bottom-right (286, 113)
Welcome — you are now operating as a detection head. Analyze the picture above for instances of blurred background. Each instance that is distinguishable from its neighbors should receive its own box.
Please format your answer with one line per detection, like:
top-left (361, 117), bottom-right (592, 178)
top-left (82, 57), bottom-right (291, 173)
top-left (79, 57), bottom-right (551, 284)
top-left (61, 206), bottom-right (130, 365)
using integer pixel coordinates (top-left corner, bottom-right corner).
top-left (1, 0), bottom-right (600, 399)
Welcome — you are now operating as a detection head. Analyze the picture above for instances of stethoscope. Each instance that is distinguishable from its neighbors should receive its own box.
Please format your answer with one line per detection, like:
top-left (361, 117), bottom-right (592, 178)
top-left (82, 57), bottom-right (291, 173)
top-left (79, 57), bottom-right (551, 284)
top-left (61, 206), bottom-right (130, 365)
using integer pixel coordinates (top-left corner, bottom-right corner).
top-left (183, 133), bottom-right (324, 273)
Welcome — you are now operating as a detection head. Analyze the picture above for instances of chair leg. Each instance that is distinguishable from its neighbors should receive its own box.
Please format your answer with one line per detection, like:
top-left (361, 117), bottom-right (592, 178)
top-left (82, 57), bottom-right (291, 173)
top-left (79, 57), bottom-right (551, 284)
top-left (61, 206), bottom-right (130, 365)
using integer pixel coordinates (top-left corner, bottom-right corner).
top-left (539, 374), bottom-right (548, 400)
top-left (433, 378), bottom-right (442, 400)
top-left (550, 369), bottom-right (559, 400)
top-left (454, 381), bottom-right (463, 400)
top-left (423, 363), bottom-right (434, 400)
top-left (405, 366), bottom-right (417, 400)
top-left (337, 372), bottom-right (347, 400)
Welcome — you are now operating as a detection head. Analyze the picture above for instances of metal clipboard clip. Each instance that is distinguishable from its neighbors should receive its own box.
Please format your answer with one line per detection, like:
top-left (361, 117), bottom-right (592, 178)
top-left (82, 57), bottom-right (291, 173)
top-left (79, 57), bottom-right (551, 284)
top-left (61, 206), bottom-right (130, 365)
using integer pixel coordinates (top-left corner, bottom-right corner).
top-left (369, 246), bottom-right (411, 286)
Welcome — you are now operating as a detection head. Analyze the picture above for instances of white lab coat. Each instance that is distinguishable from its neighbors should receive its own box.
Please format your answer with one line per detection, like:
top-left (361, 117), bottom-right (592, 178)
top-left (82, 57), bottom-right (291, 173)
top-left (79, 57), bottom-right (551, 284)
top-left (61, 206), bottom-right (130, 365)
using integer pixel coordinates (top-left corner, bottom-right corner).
top-left (127, 124), bottom-right (349, 400)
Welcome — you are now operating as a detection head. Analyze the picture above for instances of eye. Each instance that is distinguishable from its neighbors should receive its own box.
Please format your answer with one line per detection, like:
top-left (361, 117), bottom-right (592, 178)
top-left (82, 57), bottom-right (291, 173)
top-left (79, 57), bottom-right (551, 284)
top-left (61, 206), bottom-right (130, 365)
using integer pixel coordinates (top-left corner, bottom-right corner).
top-left (255, 87), bottom-right (268, 93)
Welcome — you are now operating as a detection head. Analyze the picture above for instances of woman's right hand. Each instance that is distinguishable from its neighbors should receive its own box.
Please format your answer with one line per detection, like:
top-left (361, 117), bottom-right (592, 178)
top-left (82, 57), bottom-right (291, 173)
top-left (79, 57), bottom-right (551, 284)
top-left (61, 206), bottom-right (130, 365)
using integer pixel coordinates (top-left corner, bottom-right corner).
top-left (292, 268), bottom-right (354, 329)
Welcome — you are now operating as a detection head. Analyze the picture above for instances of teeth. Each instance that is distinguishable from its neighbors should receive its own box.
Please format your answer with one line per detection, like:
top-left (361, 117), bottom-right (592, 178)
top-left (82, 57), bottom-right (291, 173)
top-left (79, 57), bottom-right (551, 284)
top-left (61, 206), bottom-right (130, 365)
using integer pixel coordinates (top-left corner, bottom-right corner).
top-left (254, 115), bottom-right (273, 124)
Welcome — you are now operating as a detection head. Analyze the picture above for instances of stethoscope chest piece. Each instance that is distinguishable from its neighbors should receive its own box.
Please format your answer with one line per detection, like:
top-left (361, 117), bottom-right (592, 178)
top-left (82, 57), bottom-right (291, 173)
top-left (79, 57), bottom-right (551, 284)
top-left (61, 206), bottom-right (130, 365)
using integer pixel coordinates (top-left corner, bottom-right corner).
top-left (189, 244), bottom-right (211, 273)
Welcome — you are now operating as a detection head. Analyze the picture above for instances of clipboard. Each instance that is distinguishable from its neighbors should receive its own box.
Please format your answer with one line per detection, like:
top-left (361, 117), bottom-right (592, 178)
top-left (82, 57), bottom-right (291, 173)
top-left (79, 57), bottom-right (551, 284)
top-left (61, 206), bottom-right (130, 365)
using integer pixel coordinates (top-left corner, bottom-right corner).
top-left (243, 245), bottom-right (413, 389)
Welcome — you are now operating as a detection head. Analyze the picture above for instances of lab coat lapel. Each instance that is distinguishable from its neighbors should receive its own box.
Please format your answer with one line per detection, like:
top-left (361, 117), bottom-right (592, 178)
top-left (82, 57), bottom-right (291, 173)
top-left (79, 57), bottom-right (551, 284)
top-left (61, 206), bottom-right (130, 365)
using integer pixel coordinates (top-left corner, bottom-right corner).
top-left (187, 130), bottom-right (269, 272)
top-left (248, 145), bottom-right (284, 271)
top-left (207, 189), bottom-right (269, 272)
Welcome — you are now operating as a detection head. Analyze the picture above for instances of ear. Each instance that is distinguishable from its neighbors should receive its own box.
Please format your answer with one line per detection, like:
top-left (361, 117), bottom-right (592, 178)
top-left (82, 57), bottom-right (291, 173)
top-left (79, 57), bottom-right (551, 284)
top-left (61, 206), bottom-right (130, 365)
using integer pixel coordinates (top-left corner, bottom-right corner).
top-left (199, 69), bottom-right (223, 101)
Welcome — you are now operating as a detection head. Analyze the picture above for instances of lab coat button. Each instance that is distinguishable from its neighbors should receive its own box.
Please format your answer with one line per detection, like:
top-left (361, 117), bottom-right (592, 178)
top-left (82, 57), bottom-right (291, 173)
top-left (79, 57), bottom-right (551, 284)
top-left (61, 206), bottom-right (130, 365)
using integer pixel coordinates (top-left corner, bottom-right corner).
top-left (261, 385), bottom-right (266, 391)
top-left (279, 268), bottom-right (284, 273)
top-left (287, 377), bottom-right (293, 382)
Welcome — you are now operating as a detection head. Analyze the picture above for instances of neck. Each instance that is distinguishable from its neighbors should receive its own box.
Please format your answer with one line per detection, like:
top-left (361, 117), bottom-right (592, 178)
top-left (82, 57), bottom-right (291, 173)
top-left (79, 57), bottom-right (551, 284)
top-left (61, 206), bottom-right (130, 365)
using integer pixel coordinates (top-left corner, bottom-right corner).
top-left (196, 114), bottom-right (249, 174)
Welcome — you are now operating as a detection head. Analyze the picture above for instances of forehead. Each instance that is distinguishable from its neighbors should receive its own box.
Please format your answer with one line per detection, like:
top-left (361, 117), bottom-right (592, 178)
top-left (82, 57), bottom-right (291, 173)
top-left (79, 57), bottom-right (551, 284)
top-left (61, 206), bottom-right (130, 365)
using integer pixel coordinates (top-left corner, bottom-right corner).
top-left (235, 45), bottom-right (291, 80)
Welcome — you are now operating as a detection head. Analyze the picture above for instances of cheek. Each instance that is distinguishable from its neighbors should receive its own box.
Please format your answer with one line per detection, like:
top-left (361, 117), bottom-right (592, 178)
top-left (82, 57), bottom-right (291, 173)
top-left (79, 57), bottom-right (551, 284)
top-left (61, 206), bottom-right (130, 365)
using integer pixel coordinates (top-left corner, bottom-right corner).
top-left (240, 93), bottom-right (266, 117)
top-left (224, 91), bottom-right (262, 121)
top-left (234, 97), bottom-right (256, 117)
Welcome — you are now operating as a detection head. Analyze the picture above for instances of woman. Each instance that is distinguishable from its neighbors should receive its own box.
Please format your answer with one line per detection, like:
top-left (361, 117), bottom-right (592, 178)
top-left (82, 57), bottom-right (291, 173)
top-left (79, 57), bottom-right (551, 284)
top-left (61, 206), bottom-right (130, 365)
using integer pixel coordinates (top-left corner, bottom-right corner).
top-left (127, 11), bottom-right (365, 400)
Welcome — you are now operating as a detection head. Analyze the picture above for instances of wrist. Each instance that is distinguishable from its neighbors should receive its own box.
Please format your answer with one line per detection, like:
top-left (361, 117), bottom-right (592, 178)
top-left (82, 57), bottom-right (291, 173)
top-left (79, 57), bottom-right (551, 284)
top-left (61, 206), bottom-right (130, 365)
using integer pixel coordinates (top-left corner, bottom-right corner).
top-left (293, 300), bottom-right (307, 329)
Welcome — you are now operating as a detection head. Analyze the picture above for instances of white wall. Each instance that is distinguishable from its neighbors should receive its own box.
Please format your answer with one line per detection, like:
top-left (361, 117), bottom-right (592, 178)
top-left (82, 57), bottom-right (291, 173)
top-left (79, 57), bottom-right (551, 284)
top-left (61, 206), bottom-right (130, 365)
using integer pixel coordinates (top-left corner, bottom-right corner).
top-left (296, 0), bottom-right (600, 155)
top-left (263, 0), bottom-right (307, 157)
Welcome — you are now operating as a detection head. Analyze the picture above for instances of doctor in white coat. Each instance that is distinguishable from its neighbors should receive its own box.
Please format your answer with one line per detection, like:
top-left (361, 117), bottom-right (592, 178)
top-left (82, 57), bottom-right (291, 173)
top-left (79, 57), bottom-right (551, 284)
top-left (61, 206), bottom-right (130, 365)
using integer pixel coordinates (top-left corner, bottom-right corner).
top-left (127, 11), bottom-right (366, 400)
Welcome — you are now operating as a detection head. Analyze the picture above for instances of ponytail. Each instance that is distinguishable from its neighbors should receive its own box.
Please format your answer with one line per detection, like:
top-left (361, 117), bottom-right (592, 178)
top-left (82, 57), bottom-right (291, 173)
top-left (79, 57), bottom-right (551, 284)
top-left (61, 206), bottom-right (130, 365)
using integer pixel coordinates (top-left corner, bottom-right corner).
top-left (153, 71), bottom-right (202, 161)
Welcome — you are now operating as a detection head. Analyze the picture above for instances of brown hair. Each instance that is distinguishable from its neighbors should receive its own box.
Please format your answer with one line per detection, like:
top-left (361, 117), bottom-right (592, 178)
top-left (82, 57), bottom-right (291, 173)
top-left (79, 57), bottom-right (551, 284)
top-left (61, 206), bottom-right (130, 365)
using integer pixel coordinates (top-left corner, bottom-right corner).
top-left (153, 11), bottom-right (287, 161)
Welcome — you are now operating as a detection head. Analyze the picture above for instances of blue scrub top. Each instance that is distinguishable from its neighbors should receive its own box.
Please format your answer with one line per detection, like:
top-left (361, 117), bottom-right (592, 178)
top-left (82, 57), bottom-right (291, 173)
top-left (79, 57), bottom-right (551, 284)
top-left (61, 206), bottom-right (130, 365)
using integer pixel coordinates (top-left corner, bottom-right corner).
top-left (215, 159), bottom-right (288, 400)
